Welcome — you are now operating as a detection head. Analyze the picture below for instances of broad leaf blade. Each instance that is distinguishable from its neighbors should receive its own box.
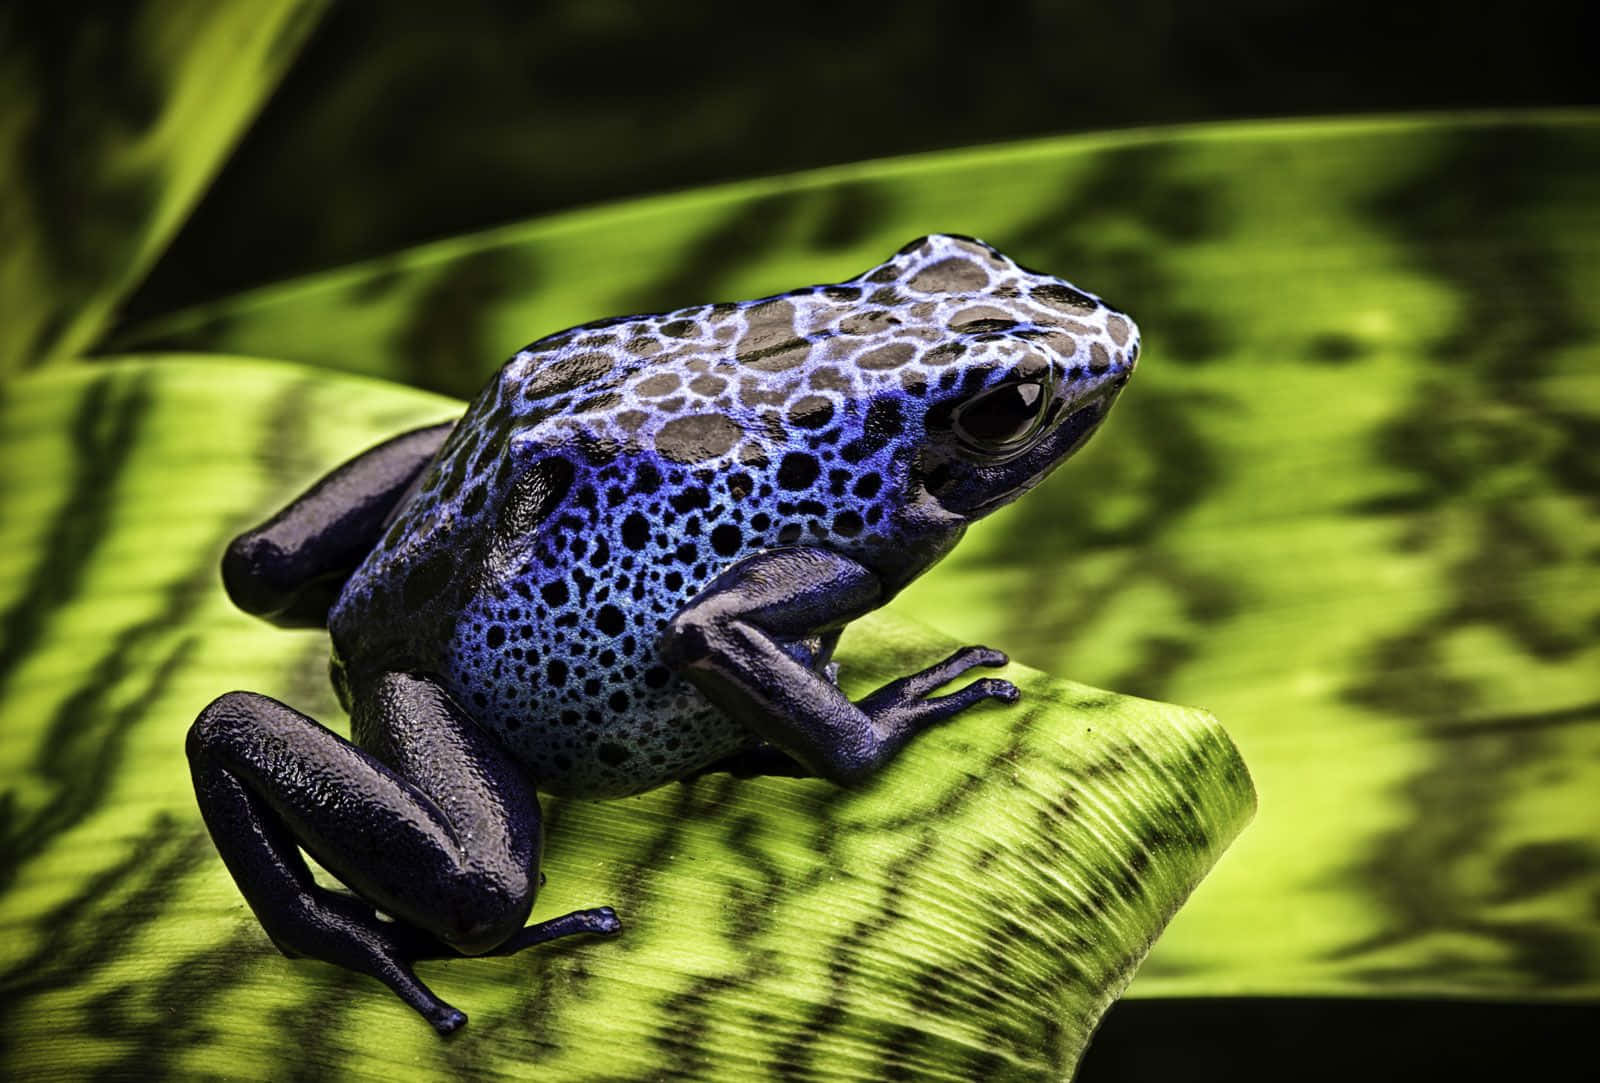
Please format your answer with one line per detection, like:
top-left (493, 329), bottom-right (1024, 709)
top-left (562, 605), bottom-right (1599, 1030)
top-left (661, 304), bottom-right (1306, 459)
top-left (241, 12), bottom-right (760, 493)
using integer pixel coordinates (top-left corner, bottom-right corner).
top-left (0, 1), bottom-right (329, 372)
top-left (0, 359), bottom-right (1254, 1079)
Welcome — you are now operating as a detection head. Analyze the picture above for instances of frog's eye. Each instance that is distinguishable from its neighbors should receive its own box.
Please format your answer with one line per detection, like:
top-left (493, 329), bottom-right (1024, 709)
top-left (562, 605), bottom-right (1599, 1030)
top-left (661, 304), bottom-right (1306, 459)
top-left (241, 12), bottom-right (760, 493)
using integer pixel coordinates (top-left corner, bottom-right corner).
top-left (952, 380), bottom-right (1051, 455)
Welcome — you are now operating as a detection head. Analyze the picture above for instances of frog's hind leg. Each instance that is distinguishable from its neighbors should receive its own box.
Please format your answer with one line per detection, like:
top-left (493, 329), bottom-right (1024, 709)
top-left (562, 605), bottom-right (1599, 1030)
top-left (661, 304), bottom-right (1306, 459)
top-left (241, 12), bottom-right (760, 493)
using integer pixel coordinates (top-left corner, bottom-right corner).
top-left (187, 672), bottom-right (619, 1033)
top-left (223, 421), bottom-right (454, 628)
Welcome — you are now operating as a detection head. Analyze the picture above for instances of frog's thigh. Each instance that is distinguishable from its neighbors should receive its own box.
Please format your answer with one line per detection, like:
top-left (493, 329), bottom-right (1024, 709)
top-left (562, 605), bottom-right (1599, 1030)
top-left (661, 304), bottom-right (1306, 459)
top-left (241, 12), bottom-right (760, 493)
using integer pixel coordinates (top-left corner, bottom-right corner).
top-left (662, 548), bottom-right (1015, 785)
top-left (223, 420), bottom-right (454, 628)
top-left (189, 675), bottom-right (540, 952)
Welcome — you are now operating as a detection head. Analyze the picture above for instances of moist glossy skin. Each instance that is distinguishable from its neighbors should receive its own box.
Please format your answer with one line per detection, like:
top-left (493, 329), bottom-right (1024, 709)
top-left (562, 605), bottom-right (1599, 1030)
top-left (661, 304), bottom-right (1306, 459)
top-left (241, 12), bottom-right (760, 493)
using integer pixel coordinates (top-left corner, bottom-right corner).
top-left (327, 234), bottom-right (1140, 797)
top-left (194, 233), bottom-right (1139, 1032)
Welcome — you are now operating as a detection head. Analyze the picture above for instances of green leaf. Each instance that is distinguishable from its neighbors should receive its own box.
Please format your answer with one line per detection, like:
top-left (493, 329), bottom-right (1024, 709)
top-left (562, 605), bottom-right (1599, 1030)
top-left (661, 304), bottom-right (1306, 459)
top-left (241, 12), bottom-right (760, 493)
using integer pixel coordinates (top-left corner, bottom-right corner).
top-left (112, 112), bottom-right (1600, 394)
top-left (0, 1), bottom-right (329, 372)
top-left (0, 358), bottom-right (1253, 1079)
top-left (109, 112), bottom-right (1600, 1000)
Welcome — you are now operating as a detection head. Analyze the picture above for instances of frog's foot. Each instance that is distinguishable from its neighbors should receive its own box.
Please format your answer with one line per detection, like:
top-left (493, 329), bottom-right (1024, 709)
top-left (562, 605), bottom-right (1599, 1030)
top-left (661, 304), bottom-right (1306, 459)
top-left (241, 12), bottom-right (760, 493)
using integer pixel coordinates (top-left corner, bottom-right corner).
top-left (663, 548), bottom-right (1021, 787)
top-left (262, 881), bottom-right (469, 1033)
top-left (481, 907), bottom-right (622, 957)
top-left (188, 674), bottom-right (569, 1034)
top-left (389, 905), bottom-right (620, 963)
top-left (857, 645), bottom-right (1019, 732)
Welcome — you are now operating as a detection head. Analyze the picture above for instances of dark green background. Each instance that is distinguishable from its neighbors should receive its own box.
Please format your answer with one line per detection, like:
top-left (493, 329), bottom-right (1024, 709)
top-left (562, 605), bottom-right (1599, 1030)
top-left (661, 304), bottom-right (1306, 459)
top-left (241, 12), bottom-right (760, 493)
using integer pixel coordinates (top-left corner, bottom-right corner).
top-left (111, 0), bottom-right (1596, 321)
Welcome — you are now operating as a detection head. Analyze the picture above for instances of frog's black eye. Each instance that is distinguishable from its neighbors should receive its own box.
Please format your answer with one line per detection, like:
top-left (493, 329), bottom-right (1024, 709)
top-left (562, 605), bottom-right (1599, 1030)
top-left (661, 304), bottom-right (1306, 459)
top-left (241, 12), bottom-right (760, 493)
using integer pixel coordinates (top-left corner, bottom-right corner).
top-left (952, 380), bottom-right (1050, 455)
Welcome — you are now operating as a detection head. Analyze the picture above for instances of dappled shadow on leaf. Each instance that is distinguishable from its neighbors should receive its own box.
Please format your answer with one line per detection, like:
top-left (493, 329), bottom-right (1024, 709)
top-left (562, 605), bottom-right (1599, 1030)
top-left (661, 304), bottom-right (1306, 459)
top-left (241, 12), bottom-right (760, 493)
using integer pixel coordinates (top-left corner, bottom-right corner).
top-left (620, 191), bottom-right (812, 317)
top-left (392, 246), bottom-right (536, 399)
top-left (0, 373), bottom-right (331, 894)
top-left (1334, 123), bottom-right (1600, 990)
top-left (0, 815), bottom-right (273, 1078)
top-left (1, 4), bottom-right (323, 369)
top-left (953, 143), bottom-right (1245, 700)
top-left (1008, 141), bottom-right (1234, 365)
top-left (978, 383), bottom-right (1243, 700)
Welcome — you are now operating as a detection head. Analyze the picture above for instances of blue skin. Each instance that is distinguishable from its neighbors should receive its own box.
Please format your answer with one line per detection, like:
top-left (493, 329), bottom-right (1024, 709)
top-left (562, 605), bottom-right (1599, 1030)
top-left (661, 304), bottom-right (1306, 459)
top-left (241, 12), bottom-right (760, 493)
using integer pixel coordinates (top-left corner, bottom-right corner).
top-left (188, 235), bottom-right (1138, 1032)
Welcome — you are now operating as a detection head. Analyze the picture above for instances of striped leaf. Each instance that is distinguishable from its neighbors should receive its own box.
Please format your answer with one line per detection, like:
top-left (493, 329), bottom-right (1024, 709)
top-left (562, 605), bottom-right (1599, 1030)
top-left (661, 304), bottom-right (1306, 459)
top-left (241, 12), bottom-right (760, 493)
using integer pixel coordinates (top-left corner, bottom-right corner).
top-left (0, 359), bottom-right (1254, 1079)
top-left (108, 113), bottom-right (1600, 1000)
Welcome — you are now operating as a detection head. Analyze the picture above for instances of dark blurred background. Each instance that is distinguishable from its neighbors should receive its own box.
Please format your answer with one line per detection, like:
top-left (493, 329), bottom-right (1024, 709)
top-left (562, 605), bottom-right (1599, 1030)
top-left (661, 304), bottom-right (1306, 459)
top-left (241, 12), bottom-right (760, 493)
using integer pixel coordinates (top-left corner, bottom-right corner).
top-left (122, 0), bottom-right (1595, 323)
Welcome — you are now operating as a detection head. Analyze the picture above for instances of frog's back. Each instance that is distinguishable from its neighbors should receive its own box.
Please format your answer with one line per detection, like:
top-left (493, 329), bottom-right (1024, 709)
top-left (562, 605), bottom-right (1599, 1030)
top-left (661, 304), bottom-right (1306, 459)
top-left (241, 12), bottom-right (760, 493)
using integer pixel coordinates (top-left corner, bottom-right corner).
top-left (330, 234), bottom-right (1137, 795)
top-left (329, 305), bottom-right (896, 795)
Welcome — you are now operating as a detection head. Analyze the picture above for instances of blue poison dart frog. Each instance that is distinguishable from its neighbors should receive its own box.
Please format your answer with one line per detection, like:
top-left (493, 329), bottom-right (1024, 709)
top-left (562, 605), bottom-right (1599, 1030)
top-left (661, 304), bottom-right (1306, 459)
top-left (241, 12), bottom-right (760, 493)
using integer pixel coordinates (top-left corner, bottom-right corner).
top-left (188, 234), bottom-right (1139, 1032)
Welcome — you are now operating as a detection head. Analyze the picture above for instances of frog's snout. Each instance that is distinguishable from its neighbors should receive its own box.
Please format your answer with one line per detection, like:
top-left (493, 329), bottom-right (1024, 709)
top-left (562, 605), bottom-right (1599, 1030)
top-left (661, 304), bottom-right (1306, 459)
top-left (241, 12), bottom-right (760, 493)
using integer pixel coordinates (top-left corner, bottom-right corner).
top-left (1114, 313), bottom-right (1141, 375)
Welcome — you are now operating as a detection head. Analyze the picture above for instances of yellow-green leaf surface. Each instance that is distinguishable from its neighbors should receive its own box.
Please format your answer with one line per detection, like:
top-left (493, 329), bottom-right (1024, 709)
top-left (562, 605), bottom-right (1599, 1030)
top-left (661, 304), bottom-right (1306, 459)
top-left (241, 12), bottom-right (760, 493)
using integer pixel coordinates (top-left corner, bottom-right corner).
top-left (0, 1), bottom-right (328, 372)
top-left (111, 112), bottom-right (1600, 1000)
top-left (0, 360), bottom-right (1254, 1079)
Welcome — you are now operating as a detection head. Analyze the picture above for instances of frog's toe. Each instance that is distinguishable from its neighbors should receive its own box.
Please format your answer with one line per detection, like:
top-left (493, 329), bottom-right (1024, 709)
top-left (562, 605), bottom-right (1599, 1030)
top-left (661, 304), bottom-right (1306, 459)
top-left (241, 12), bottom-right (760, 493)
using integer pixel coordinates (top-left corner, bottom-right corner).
top-left (913, 674), bottom-right (1020, 717)
top-left (432, 1007), bottom-right (469, 1035)
top-left (854, 650), bottom-right (1020, 750)
top-left (484, 906), bottom-right (624, 956)
top-left (588, 906), bottom-right (623, 935)
top-left (952, 645), bottom-right (1009, 672)
top-left (868, 645), bottom-right (1013, 704)
top-left (970, 676), bottom-right (1021, 704)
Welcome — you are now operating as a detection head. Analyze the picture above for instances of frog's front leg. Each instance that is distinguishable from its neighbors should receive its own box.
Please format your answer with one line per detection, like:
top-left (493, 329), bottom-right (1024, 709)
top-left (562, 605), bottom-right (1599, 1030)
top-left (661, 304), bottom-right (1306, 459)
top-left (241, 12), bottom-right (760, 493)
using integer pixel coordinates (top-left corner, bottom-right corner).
top-left (186, 671), bottom-right (619, 1032)
top-left (661, 548), bottom-right (1019, 785)
top-left (222, 421), bottom-right (455, 628)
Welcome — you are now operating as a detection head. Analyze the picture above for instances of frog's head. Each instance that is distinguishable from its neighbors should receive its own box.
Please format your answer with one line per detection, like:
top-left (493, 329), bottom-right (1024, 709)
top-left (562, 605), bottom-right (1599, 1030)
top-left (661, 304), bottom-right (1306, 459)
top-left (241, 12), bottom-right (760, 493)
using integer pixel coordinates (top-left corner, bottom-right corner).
top-left (876, 234), bottom-right (1138, 520)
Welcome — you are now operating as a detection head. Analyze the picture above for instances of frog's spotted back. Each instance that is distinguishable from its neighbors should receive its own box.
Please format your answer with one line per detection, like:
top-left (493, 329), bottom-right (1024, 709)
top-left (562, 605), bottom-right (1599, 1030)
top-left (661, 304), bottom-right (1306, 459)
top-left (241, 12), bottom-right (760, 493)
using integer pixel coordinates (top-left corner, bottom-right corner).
top-left (330, 235), bottom-right (1137, 795)
top-left (376, 235), bottom-right (1134, 549)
